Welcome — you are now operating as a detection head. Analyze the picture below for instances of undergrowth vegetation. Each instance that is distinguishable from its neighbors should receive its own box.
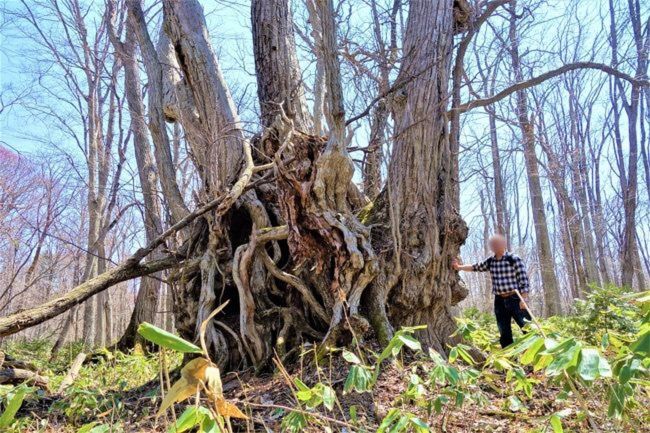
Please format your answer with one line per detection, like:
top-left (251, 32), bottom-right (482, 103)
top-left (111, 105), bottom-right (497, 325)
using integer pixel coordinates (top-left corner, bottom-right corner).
top-left (1, 286), bottom-right (648, 432)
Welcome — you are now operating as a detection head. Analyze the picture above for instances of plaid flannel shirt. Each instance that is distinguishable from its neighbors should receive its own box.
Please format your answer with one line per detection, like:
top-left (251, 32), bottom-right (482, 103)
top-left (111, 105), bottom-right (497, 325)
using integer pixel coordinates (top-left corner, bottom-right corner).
top-left (472, 252), bottom-right (530, 295)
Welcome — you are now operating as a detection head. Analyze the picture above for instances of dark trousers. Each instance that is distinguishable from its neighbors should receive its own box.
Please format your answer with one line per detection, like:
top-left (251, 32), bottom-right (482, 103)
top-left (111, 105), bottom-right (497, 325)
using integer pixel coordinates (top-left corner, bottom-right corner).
top-left (494, 294), bottom-right (532, 348)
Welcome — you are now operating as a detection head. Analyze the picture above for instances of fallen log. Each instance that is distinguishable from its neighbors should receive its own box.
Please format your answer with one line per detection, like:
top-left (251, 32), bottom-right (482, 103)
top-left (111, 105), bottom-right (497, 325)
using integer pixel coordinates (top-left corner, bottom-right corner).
top-left (57, 353), bottom-right (87, 393)
top-left (0, 353), bottom-right (49, 388)
top-left (0, 367), bottom-right (49, 388)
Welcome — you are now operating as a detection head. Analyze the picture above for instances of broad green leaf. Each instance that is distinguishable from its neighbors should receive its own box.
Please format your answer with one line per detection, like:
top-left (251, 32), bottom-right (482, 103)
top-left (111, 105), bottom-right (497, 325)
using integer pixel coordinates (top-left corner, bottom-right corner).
top-left (321, 385), bottom-right (336, 411)
top-left (534, 354), bottom-right (553, 371)
top-left (545, 340), bottom-right (581, 376)
top-left (607, 383), bottom-right (632, 419)
top-left (618, 358), bottom-right (641, 384)
top-left (281, 411), bottom-right (309, 433)
top-left (169, 406), bottom-right (209, 433)
top-left (344, 365), bottom-right (372, 394)
top-left (445, 366), bottom-right (459, 385)
top-left (200, 417), bottom-right (219, 433)
top-left (455, 345), bottom-right (475, 365)
top-left (541, 338), bottom-right (574, 355)
top-left (138, 322), bottom-right (202, 354)
top-left (397, 334), bottom-right (421, 351)
top-left (601, 333), bottom-right (610, 350)
top-left (630, 329), bottom-right (649, 356)
top-left (293, 378), bottom-right (310, 392)
top-left (342, 350), bottom-right (361, 364)
top-left (549, 414), bottom-right (564, 433)
top-left (578, 348), bottom-right (601, 381)
top-left (0, 385), bottom-right (28, 428)
top-left (428, 348), bottom-right (445, 366)
top-left (597, 354), bottom-right (612, 378)
top-left (521, 336), bottom-right (545, 365)
top-left (448, 347), bottom-right (458, 363)
top-left (295, 390), bottom-right (312, 402)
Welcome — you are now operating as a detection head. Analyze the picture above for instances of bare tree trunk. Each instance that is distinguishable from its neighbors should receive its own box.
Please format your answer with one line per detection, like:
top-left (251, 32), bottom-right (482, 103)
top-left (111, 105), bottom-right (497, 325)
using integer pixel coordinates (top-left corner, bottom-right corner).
top-left (361, 0), bottom-right (399, 199)
top-left (489, 111), bottom-right (510, 239)
top-left (127, 0), bottom-right (188, 224)
top-left (252, 0), bottom-right (312, 131)
top-left (94, 245), bottom-right (108, 347)
top-left (109, 5), bottom-right (165, 351)
top-left (508, 2), bottom-right (560, 316)
top-left (363, 102), bottom-right (387, 199)
top-left (609, 0), bottom-right (647, 288)
top-left (161, 0), bottom-right (244, 193)
top-left (367, 0), bottom-right (468, 352)
top-left (565, 84), bottom-right (600, 286)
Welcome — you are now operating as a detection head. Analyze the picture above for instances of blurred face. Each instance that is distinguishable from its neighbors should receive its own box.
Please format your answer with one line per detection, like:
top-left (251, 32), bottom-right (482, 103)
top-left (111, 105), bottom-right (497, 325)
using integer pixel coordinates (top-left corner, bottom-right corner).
top-left (488, 235), bottom-right (507, 254)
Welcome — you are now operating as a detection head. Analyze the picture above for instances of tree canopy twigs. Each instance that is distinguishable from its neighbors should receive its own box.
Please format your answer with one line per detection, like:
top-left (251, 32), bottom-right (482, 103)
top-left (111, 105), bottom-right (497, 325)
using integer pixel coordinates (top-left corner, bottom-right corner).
top-left (452, 61), bottom-right (649, 115)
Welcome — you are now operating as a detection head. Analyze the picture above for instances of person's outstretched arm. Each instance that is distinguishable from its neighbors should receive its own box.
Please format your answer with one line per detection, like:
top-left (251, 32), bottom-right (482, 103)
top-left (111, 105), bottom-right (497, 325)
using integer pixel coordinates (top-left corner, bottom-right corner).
top-left (452, 258), bottom-right (488, 272)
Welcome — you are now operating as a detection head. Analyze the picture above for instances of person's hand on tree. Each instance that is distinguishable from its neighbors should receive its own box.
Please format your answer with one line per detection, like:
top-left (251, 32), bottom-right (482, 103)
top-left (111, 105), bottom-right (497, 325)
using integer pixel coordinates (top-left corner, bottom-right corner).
top-left (452, 257), bottom-right (461, 271)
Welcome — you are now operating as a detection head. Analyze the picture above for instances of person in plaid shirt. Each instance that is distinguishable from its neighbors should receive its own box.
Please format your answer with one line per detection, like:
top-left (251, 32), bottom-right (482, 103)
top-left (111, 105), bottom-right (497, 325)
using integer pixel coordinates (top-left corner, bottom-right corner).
top-left (453, 234), bottom-right (532, 347)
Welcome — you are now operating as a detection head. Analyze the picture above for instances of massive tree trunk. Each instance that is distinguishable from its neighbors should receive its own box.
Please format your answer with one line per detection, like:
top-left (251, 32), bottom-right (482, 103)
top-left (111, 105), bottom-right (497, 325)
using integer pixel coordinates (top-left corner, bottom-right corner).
top-left (125, 0), bottom-right (456, 369)
top-left (366, 0), bottom-right (468, 353)
top-left (508, 2), bottom-right (561, 316)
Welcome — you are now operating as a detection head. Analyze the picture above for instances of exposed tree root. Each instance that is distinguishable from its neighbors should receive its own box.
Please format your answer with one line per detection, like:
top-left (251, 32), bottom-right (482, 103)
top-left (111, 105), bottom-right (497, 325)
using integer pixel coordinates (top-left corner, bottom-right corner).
top-left (165, 113), bottom-right (379, 371)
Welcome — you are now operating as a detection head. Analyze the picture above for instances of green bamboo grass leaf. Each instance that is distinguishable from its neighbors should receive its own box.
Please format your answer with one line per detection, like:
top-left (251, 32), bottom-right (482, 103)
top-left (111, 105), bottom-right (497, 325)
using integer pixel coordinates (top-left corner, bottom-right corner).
top-left (549, 414), bottom-right (564, 433)
top-left (168, 406), bottom-right (210, 433)
top-left (578, 348), bottom-right (601, 381)
top-left (137, 322), bottom-right (202, 353)
top-left (0, 385), bottom-right (30, 428)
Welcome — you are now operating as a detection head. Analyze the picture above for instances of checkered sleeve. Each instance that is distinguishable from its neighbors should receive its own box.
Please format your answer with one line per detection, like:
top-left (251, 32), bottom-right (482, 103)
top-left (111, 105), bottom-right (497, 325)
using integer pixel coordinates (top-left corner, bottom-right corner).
top-left (472, 258), bottom-right (490, 272)
top-left (513, 255), bottom-right (530, 293)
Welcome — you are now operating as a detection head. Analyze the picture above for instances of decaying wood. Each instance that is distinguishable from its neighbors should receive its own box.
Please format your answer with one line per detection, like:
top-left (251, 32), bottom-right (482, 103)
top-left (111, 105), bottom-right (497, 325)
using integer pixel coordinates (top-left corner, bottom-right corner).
top-left (0, 353), bottom-right (49, 387)
top-left (0, 368), bottom-right (49, 388)
top-left (57, 352), bottom-right (87, 393)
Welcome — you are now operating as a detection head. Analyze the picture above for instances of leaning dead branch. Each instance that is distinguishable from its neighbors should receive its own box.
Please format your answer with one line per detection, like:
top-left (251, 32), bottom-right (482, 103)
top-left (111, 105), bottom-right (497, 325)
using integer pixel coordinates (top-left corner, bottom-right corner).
top-left (0, 139), bottom-right (275, 338)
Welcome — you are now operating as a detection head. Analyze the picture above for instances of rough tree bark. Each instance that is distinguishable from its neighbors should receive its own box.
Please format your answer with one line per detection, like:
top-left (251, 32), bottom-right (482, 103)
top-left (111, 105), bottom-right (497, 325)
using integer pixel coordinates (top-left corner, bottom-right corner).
top-left (127, 0), bottom-right (189, 225)
top-left (366, 0), bottom-right (469, 353)
top-left (252, 0), bottom-right (312, 131)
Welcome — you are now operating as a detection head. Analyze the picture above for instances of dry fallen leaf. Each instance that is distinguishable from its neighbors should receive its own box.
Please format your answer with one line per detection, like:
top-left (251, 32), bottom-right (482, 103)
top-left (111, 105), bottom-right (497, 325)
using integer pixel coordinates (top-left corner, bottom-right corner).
top-left (157, 376), bottom-right (199, 416)
top-left (216, 398), bottom-right (248, 419)
top-left (181, 357), bottom-right (210, 380)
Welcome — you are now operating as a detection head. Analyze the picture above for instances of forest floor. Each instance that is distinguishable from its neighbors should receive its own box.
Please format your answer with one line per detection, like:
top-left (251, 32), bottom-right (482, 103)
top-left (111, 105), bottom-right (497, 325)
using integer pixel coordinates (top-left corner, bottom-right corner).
top-left (1, 287), bottom-right (649, 432)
